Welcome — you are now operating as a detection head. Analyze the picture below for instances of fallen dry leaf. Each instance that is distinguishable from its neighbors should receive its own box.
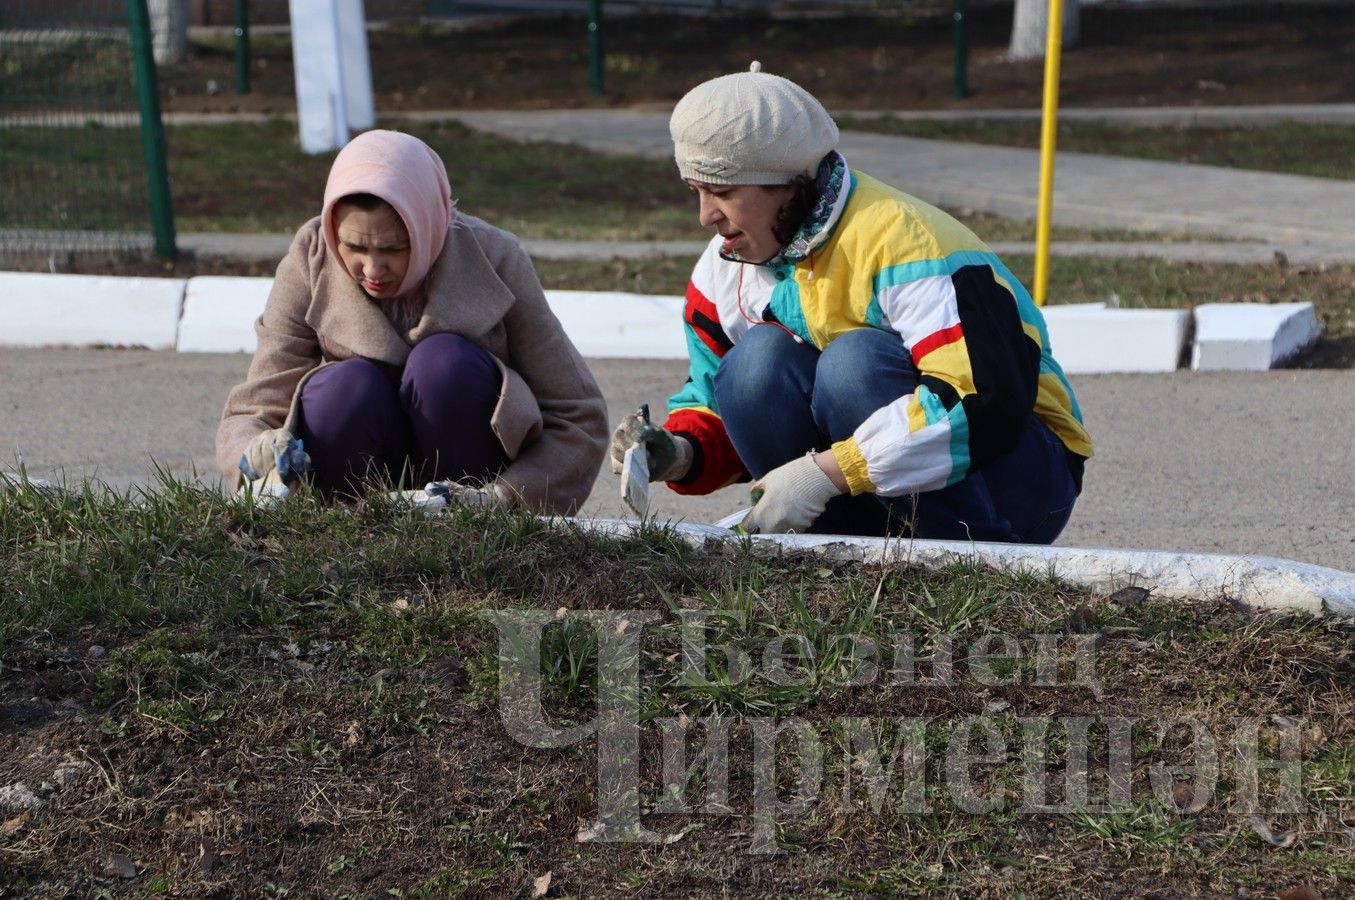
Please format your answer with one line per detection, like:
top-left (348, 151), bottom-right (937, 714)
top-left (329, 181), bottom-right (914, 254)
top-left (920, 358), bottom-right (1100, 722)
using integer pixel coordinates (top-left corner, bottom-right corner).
top-left (0, 811), bottom-right (32, 838)
top-left (1108, 586), bottom-right (1150, 608)
top-left (532, 871), bottom-right (552, 897)
top-left (108, 852), bottom-right (137, 879)
top-left (198, 838), bottom-right (217, 876)
top-left (1278, 886), bottom-right (1321, 900)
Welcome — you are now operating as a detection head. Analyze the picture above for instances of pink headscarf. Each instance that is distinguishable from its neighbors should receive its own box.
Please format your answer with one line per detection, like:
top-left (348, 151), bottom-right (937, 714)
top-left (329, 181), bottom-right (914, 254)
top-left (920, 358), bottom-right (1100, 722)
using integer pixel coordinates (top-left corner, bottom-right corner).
top-left (320, 130), bottom-right (454, 299)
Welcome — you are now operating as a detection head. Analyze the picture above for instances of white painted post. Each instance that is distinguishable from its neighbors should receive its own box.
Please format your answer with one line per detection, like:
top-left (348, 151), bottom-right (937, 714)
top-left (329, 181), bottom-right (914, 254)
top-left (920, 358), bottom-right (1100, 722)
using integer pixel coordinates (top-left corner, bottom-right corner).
top-left (338, 0), bottom-right (375, 131)
top-left (147, 0), bottom-right (190, 65)
top-left (288, 0), bottom-right (374, 154)
top-left (1009, 0), bottom-right (1080, 61)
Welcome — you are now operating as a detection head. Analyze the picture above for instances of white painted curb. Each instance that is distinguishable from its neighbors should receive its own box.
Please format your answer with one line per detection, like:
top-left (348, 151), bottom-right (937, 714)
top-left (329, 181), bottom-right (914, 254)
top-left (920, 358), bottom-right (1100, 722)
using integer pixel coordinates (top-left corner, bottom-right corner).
top-left (570, 519), bottom-right (1355, 617)
top-left (172, 281), bottom-right (686, 357)
top-left (177, 276), bottom-right (272, 353)
top-left (1192, 302), bottom-right (1322, 371)
top-left (1043, 303), bottom-right (1191, 374)
top-left (0, 271), bottom-right (1323, 374)
top-left (0, 271), bottom-right (184, 350)
top-left (543, 290), bottom-right (685, 358)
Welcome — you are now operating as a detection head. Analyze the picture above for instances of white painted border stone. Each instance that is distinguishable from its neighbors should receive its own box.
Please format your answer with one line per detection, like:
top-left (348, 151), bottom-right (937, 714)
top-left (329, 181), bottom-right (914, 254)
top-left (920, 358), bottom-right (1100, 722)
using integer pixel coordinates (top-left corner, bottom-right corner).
top-left (569, 519), bottom-right (1355, 617)
top-left (1192, 302), bottom-right (1322, 371)
top-left (0, 273), bottom-right (1275, 381)
top-left (178, 276), bottom-right (273, 353)
top-left (1043, 304), bottom-right (1190, 374)
top-left (543, 290), bottom-right (685, 359)
top-left (0, 272), bottom-right (184, 350)
top-left (172, 284), bottom-right (687, 357)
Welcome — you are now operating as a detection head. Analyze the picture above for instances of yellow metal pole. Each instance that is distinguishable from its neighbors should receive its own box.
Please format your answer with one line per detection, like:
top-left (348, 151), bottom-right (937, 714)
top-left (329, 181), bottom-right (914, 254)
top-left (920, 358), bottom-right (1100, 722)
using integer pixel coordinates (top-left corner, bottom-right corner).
top-left (1033, 0), bottom-right (1065, 306)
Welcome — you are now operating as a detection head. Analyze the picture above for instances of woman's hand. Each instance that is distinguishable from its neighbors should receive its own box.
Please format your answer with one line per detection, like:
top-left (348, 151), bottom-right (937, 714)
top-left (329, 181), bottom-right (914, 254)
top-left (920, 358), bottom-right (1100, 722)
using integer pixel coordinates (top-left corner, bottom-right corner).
top-left (609, 413), bottom-right (693, 482)
top-left (739, 452), bottom-right (845, 534)
top-left (239, 429), bottom-right (310, 486)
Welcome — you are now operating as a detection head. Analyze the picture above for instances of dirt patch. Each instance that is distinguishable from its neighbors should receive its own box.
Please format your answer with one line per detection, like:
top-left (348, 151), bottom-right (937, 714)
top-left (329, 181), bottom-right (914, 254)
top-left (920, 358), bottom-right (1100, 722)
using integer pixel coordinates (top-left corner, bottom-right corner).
top-left (160, 3), bottom-right (1355, 115)
top-left (3, 591), bottom-right (1351, 897)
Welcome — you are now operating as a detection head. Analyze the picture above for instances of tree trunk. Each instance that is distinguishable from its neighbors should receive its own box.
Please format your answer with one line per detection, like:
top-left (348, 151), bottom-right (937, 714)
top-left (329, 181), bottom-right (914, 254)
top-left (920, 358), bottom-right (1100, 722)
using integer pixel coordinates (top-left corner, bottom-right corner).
top-left (1009, 0), bottom-right (1080, 61)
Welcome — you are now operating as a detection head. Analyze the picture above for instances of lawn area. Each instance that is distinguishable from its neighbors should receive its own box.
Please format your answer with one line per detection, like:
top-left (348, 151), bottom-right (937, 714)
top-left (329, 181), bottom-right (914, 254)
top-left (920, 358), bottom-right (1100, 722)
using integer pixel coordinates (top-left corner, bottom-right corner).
top-left (3, 118), bottom-right (1195, 243)
top-left (155, 119), bottom-right (1203, 244)
top-left (1, 481), bottom-right (1351, 896)
top-left (164, 119), bottom-right (699, 240)
top-left (838, 117), bottom-right (1355, 181)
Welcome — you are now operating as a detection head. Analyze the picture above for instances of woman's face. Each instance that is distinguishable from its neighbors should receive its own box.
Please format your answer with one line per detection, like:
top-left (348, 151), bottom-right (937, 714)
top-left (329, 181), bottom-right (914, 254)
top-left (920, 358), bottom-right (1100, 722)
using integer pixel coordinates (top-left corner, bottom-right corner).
top-left (688, 181), bottom-right (795, 263)
top-left (334, 200), bottom-right (411, 298)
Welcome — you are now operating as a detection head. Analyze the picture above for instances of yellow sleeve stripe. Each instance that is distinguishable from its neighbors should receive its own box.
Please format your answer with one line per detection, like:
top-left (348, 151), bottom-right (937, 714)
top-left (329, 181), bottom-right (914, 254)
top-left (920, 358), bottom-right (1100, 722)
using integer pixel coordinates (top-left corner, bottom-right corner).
top-left (670, 404), bottom-right (721, 420)
top-left (906, 394), bottom-right (929, 433)
top-left (832, 438), bottom-right (876, 495)
top-left (913, 338), bottom-right (977, 397)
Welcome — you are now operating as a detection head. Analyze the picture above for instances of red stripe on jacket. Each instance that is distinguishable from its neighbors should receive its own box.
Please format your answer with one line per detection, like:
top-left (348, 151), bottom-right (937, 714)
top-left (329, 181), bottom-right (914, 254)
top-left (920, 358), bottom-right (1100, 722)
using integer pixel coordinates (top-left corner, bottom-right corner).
top-left (684, 282), bottom-right (733, 358)
top-left (910, 322), bottom-right (964, 367)
top-left (663, 407), bottom-right (745, 495)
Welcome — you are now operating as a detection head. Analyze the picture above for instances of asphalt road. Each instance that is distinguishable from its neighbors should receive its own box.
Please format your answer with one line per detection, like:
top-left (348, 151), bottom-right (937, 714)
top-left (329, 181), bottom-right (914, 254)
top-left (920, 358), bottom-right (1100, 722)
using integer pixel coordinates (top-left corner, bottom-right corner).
top-left (2, 349), bottom-right (1351, 572)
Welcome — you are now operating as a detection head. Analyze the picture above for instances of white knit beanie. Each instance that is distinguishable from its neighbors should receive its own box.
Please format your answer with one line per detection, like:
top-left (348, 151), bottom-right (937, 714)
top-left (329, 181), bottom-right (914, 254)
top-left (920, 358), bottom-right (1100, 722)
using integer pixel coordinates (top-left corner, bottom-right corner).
top-left (670, 62), bottom-right (838, 186)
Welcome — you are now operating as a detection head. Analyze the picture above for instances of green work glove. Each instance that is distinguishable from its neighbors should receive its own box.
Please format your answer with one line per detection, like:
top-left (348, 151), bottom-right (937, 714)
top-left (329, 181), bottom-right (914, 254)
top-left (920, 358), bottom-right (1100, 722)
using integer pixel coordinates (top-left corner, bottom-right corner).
top-left (739, 453), bottom-right (843, 535)
top-left (239, 428), bottom-right (310, 486)
top-left (609, 413), bottom-right (691, 482)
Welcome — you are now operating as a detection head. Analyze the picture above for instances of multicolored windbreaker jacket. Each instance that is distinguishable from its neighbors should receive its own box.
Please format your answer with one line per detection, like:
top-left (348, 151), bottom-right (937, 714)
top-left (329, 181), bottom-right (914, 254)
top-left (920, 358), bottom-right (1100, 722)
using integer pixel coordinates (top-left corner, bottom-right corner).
top-left (662, 155), bottom-right (1093, 497)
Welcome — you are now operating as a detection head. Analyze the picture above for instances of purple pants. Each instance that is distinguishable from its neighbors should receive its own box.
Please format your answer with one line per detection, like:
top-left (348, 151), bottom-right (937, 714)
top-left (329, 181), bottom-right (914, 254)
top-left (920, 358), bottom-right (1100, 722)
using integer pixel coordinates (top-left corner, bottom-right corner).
top-left (295, 333), bottom-right (509, 496)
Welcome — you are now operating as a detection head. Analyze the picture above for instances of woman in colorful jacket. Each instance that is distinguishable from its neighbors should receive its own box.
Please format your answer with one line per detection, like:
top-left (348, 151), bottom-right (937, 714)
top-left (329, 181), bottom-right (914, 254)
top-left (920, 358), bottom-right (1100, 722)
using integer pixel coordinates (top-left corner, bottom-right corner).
top-left (611, 65), bottom-right (1092, 540)
top-left (217, 129), bottom-right (607, 513)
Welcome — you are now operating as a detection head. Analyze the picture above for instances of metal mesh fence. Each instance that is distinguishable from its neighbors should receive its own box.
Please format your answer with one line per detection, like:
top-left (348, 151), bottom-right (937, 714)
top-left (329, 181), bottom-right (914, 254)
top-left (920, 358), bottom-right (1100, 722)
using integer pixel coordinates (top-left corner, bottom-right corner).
top-left (0, 1), bottom-right (156, 256)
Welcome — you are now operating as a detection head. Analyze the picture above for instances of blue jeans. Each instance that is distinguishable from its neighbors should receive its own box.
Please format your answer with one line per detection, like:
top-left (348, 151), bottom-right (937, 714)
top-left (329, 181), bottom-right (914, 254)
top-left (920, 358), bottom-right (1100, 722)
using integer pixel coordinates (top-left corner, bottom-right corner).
top-left (712, 325), bottom-right (1079, 543)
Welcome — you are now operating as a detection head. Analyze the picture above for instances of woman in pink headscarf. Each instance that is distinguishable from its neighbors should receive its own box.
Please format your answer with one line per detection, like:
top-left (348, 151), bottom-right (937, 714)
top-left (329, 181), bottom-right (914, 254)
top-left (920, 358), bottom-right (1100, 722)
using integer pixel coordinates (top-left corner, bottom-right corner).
top-left (216, 130), bottom-right (608, 512)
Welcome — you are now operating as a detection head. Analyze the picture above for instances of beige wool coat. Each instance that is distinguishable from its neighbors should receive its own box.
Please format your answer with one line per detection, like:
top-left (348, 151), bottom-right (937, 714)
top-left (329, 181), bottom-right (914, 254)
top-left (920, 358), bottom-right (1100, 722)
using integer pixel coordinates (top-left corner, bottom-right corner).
top-left (216, 214), bottom-right (608, 514)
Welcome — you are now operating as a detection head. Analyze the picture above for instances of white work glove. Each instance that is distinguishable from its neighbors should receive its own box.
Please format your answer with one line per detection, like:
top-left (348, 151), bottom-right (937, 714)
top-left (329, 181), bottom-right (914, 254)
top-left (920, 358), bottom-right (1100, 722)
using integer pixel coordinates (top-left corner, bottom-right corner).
top-left (609, 413), bottom-right (692, 482)
top-left (239, 428), bottom-right (310, 486)
top-left (739, 453), bottom-right (843, 535)
top-left (395, 480), bottom-right (506, 510)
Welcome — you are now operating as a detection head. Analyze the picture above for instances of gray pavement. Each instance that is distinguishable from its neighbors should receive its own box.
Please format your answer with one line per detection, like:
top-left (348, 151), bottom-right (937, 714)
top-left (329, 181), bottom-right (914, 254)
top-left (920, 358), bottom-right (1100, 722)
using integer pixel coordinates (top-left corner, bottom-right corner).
top-left (2, 349), bottom-right (1352, 573)
top-left (845, 103), bottom-right (1355, 127)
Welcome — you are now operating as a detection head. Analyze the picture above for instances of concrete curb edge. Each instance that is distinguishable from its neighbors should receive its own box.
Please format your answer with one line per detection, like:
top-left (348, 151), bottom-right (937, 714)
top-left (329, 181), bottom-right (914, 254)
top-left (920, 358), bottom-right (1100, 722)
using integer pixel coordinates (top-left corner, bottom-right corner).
top-left (569, 518), bottom-right (1355, 617)
top-left (2, 271), bottom-right (1319, 371)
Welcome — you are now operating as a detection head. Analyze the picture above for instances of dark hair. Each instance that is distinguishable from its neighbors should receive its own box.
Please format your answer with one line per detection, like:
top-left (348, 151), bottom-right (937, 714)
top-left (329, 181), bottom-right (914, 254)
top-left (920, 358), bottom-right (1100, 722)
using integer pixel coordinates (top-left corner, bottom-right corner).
top-left (336, 192), bottom-right (387, 210)
top-left (769, 175), bottom-right (819, 248)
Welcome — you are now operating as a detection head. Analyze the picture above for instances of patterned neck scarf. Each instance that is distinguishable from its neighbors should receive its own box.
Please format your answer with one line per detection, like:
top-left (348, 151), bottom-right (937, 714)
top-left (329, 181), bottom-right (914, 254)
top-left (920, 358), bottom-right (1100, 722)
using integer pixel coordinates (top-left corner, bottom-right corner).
top-left (718, 150), bottom-right (848, 268)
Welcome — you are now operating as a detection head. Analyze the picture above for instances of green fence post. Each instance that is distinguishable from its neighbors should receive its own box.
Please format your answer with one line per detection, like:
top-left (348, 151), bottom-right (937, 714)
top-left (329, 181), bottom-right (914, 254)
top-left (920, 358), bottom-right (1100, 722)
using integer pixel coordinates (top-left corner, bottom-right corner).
top-left (952, 0), bottom-right (969, 100)
top-left (587, 0), bottom-right (604, 98)
top-left (127, 0), bottom-right (177, 259)
top-left (235, 0), bottom-right (250, 94)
